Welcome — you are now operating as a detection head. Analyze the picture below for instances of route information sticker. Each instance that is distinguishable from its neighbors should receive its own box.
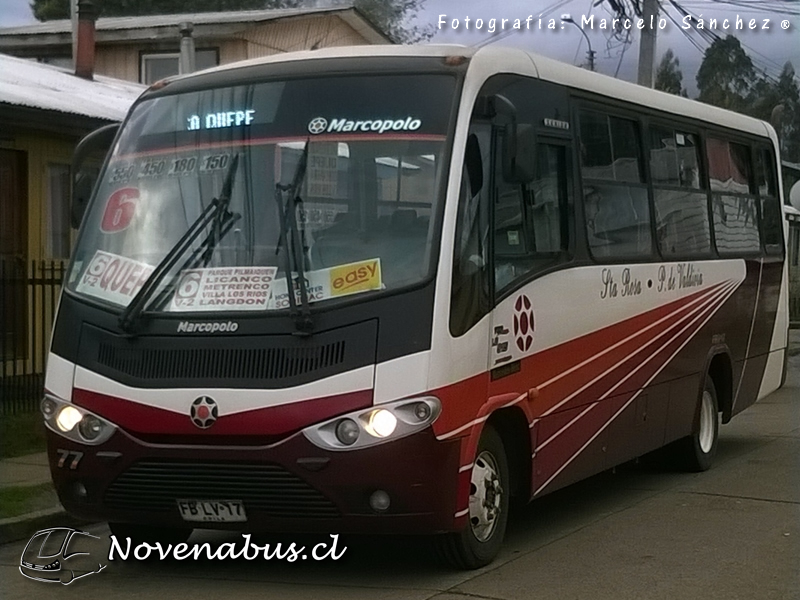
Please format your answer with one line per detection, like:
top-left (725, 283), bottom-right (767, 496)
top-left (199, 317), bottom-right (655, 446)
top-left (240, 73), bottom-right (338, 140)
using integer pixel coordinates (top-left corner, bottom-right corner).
top-left (269, 258), bottom-right (382, 309)
top-left (170, 266), bottom-right (278, 312)
top-left (76, 250), bottom-right (155, 306)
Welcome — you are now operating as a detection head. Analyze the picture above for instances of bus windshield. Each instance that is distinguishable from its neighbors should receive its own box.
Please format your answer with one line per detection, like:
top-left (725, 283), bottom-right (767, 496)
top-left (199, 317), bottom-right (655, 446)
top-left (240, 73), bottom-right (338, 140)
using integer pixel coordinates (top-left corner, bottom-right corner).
top-left (66, 73), bottom-right (456, 315)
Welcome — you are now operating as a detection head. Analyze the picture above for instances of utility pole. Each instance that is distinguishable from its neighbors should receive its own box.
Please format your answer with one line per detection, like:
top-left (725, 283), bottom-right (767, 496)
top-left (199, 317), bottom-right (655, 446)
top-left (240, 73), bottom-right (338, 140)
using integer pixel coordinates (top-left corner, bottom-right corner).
top-left (563, 15), bottom-right (596, 72)
top-left (637, 0), bottom-right (659, 87)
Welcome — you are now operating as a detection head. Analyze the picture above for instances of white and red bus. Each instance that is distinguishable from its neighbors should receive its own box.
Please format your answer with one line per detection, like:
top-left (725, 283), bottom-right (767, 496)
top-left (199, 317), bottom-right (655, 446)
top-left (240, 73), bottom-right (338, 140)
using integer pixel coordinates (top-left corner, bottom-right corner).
top-left (43, 45), bottom-right (789, 568)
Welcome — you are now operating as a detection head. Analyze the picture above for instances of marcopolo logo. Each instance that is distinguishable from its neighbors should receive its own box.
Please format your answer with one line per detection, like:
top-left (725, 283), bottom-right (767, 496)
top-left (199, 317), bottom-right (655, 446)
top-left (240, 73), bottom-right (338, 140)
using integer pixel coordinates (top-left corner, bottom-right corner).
top-left (308, 116), bottom-right (422, 135)
top-left (177, 321), bottom-right (239, 333)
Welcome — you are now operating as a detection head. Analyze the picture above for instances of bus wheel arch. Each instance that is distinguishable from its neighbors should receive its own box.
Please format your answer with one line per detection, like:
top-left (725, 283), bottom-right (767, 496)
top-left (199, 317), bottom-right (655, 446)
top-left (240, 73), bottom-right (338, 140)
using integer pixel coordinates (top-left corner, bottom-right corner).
top-left (485, 407), bottom-right (531, 505)
top-left (706, 350), bottom-right (733, 424)
top-left (434, 424), bottom-right (501, 568)
top-left (671, 355), bottom-right (728, 472)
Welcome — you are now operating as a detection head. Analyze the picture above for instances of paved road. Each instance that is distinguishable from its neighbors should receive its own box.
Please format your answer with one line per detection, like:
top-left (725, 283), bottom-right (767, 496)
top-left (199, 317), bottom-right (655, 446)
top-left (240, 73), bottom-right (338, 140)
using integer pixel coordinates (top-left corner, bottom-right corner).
top-left (3, 357), bottom-right (798, 600)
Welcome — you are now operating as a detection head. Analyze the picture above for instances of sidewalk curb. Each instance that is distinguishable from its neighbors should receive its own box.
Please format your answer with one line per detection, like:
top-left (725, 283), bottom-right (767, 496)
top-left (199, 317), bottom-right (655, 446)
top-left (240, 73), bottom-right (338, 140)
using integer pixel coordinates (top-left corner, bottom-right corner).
top-left (0, 506), bottom-right (92, 545)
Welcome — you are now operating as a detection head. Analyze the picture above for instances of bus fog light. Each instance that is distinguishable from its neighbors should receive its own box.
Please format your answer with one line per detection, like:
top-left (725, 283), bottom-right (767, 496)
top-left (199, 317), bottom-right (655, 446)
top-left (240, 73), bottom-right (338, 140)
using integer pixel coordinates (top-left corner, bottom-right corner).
top-left (69, 482), bottom-right (88, 501)
top-left (413, 402), bottom-right (431, 421)
top-left (369, 490), bottom-right (391, 512)
top-left (56, 406), bottom-right (83, 432)
top-left (335, 418), bottom-right (360, 445)
top-left (78, 415), bottom-right (106, 441)
top-left (41, 397), bottom-right (57, 418)
top-left (365, 409), bottom-right (397, 438)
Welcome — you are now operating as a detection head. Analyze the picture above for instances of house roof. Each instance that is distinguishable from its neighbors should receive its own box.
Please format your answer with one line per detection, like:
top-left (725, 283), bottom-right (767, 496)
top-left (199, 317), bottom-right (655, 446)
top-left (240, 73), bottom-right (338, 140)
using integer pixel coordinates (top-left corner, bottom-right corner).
top-left (0, 6), bottom-right (390, 47)
top-left (0, 53), bottom-right (143, 122)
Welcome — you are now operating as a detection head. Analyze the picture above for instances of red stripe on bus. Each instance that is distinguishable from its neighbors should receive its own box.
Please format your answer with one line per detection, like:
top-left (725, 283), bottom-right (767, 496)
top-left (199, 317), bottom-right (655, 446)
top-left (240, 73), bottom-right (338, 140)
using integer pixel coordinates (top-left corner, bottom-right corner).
top-left (72, 388), bottom-right (373, 437)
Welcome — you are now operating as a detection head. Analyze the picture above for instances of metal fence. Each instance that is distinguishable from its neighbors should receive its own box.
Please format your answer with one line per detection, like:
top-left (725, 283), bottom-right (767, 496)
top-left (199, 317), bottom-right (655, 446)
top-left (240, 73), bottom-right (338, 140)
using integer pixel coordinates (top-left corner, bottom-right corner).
top-left (1, 259), bottom-right (66, 415)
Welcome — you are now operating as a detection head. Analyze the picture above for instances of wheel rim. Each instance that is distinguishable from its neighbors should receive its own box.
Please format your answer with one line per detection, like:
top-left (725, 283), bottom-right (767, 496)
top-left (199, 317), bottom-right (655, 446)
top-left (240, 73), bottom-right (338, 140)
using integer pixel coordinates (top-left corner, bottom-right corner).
top-left (469, 450), bottom-right (503, 542)
top-left (698, 389), bottom-right (716, 454)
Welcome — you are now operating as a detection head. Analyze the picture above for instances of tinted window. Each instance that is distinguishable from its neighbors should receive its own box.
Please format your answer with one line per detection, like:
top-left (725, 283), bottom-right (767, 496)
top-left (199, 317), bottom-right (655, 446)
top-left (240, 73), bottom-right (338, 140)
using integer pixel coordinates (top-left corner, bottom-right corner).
top-left (580, 111), bottom-right (642, 183)
top-left (649, 128), bottom-right (702, 189)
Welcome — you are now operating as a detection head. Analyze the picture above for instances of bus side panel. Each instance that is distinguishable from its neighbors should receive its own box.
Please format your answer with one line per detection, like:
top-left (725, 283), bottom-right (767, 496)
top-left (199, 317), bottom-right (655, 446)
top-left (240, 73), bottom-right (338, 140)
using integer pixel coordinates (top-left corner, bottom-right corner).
top-left (482, 262), bottom-right (744, 498)
top-left (736, 257), bottom-right (785, 410)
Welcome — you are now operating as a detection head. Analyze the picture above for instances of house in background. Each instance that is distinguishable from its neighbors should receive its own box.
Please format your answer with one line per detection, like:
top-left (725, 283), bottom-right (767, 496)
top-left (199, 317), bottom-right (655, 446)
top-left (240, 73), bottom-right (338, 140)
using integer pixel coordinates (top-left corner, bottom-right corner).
top-left (0, 5), bottom-right (390, 85)
top-left (0, 53), bottom-right (143, 412)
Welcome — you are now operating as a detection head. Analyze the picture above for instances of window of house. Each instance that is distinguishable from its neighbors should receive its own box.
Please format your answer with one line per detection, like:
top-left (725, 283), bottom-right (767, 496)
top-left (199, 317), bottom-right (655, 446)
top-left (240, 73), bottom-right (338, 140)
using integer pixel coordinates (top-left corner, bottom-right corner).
top-left (46, 164), bottom-right (71, 258)
top-left (580, 110), bottom-right (652, 259)
top-left (141, 49), bottom-right (219, 84)
top-left (38, 56), bottom-right (73, 69)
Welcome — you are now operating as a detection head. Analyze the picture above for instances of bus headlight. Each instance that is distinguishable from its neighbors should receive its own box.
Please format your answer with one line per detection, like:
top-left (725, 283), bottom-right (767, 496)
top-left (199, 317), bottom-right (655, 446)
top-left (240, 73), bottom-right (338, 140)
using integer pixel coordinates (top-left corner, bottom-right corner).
top-left (42, 395), bottom-right (117, 445)
top-left (56, 406), bottom-right (83, 432)
top-left (303, 397), bottom-right (440, 451)
top-left (78, 414), bottom-right (107, 442)
top-left (365, 409), bottom-right (397, 438)
top-left (335, 418), bottom-right (360, 445)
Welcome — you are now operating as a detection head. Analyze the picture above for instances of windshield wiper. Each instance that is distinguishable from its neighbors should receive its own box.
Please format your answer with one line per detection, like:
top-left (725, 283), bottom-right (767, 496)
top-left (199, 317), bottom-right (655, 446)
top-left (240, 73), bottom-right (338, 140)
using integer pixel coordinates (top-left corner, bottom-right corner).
top-left (118, 154), bottom-right (240, 333)
top-left (275, 140), bottom-right (313, 335)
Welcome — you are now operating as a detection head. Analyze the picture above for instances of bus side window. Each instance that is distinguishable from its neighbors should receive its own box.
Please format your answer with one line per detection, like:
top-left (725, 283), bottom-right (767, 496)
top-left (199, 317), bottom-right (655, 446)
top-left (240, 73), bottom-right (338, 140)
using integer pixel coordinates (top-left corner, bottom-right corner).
top-left (450, 130), bottom-right (491, 337)
top-left (707, 138), bottom-right (761, 255)
top-left (494, 143), bottom-right (570, 294)
top-left (756, 146), bottom-right (783, 255)
top-left (579, 110), bottom-right (652, 259)
top-left (649, 127), bottom-right (712, 258)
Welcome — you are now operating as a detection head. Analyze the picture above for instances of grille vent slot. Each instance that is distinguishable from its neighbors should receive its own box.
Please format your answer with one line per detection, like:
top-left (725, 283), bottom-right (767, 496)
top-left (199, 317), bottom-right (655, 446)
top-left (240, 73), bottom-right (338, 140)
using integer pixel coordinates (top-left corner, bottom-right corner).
top-left (97, 341), bottom-right (346, 382)
top-left (104, 460), bottom-right (339, 518)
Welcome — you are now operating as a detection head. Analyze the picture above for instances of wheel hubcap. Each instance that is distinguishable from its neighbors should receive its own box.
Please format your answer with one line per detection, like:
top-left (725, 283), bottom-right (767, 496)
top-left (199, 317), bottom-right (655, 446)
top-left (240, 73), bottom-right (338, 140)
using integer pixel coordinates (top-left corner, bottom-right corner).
top-left (469, 450), bottom-right (503, 542)
top-left (698, 390), bottom-right (715, 454)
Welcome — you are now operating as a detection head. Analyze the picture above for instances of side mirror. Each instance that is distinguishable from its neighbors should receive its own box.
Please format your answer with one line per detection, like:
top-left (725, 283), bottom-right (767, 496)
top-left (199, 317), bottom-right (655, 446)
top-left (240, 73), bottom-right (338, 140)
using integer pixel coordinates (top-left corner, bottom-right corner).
top-left (464, 133), bottom-right (483, 194)
top-left (473, 93), bottom-right (536, 184)
top-left (71, 123), bottom-right (119, 229)
top-left (503, 123), bottom-right (536, 184)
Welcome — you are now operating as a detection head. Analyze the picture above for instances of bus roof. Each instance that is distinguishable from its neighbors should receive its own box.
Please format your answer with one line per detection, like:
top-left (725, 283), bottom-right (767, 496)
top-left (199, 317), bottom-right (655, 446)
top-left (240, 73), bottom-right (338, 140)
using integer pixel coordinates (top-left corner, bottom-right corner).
top-left (174, 44), bottom-right (772, 141)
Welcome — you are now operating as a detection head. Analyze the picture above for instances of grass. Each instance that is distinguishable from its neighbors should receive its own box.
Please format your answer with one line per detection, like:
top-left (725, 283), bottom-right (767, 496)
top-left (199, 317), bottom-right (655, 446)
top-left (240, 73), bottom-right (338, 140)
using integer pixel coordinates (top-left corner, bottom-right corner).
top-left (0, 483), bottom-right (58, 519)
top-left (0, 412), bottom-right (47, 459)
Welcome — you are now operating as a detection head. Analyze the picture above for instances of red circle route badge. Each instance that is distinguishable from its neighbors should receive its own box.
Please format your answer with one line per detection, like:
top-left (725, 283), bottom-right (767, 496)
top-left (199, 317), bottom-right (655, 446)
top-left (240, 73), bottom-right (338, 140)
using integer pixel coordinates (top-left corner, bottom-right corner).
top-left (513, 294), bottom-right (534, 352)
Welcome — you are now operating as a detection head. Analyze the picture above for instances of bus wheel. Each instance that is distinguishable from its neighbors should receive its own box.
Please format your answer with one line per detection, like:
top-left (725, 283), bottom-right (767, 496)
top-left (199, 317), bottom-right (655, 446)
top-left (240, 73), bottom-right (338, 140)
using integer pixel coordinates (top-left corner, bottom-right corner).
top-left (676, 376), bottom-right (720, 472)
top-left (108, 522), bottom-right (192, 546)
top-left (436, 425), bottom-right (509, 569)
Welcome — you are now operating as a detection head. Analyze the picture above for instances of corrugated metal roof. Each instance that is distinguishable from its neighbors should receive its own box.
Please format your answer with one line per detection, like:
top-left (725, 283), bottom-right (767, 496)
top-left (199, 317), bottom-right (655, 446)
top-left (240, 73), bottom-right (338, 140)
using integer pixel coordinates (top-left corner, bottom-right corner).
top-left (0, 53), bottom-right (143, 121)
top-left (0, 6), bottom-right (353, 35)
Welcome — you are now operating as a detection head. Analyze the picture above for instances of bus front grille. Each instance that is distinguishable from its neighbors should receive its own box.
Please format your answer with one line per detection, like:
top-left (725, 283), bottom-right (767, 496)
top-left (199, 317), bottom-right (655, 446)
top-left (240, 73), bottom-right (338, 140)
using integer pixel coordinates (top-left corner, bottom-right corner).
top-left (104, 460), bottom-right (340, 518)
top-left (97, 341), bottom-right (346, 382)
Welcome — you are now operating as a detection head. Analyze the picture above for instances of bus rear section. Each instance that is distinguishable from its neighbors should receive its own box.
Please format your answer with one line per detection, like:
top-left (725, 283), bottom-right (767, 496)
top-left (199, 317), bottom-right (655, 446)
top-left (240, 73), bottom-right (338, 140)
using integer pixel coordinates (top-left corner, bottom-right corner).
top-left (42, 46), bottom-right (789, 569)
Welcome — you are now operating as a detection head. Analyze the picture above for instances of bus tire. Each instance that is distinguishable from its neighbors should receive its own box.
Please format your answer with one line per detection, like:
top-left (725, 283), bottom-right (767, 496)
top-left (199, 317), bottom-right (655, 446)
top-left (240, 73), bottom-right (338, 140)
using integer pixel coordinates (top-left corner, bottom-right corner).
top-left (675, 376), bottom-right (719, 472)
top-left (436, 425), bottom-right (509, 569)
top-left (108, 522), bottom-right (192, 546)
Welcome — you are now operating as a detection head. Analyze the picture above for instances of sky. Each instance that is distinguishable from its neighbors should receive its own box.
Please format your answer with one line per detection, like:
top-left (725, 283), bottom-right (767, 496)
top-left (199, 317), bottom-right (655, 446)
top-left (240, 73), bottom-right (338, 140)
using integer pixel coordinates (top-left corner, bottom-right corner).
top-left (1, 0), bottom-right (798, 95)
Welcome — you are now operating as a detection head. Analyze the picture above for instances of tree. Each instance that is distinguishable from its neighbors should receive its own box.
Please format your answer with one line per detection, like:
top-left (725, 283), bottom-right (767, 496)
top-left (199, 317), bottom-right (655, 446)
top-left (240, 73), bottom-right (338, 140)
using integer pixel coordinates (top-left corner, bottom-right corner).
top-left (654, 49), bottom-right (687, 97)
top-left (748, 62), bottom-right (800, 163)
top-left (348, 0), bottom-right (432, 43)
top-left (695, 34), bottom-right (800, 163)
top-left (696, 35), bottom-right (756, 112)
top-left (31, 0), bottom-right (432, 43)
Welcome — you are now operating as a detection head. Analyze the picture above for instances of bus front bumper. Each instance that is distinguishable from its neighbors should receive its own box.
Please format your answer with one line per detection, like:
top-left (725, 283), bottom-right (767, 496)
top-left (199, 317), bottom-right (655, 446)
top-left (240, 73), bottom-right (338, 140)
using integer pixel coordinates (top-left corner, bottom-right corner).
top-left (46, 426), bottom-right (462, 535)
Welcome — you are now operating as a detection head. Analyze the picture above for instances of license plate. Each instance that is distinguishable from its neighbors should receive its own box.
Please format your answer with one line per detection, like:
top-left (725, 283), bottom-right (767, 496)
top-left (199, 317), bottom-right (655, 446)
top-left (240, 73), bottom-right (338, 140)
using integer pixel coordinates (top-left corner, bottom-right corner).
top-left (176, 499), bottom-right (247, 523)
